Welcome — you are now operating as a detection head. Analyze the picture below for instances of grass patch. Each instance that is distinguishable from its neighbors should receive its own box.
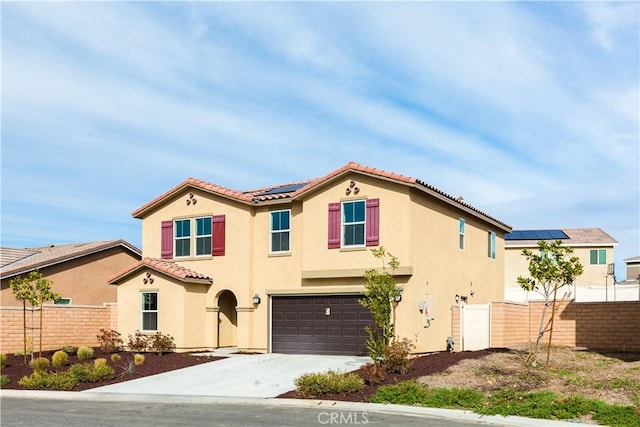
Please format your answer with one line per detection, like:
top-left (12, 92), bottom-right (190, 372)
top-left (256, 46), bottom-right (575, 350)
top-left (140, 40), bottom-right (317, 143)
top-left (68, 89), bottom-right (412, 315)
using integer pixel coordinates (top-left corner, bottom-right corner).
top-left (370, 381), bottom-right (640, 427)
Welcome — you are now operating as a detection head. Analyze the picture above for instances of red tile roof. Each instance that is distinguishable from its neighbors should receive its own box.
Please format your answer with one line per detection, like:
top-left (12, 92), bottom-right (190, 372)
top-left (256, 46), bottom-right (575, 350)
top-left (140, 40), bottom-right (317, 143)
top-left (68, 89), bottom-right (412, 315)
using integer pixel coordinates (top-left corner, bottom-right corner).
top-left (1, 240), bottom-right (141, 279)
top-left (131, 161), bottom-right (511, 230)
top-left (108, 257), bottom-right (212, 285)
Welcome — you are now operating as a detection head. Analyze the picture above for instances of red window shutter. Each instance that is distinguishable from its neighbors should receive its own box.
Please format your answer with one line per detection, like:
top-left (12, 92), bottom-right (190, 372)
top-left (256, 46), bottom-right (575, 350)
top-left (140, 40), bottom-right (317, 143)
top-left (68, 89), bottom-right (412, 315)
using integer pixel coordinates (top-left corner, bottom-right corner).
top-left (328, 203), bottom-right (341, 249)
top-left (212, 215), bottom-right (226, 256)
top-left (366, 198), bottom-right (379, 247)
top-left (161, 221), bottom-right (173, 259)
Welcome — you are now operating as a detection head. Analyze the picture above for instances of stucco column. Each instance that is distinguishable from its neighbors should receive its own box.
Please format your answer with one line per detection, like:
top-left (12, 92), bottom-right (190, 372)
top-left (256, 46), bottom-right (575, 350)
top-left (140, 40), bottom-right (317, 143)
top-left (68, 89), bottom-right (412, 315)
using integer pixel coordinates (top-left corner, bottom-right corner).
top-left (206, 306), bottom-right (219, 349)
top-left (235, 306), bottom-right (254, 351)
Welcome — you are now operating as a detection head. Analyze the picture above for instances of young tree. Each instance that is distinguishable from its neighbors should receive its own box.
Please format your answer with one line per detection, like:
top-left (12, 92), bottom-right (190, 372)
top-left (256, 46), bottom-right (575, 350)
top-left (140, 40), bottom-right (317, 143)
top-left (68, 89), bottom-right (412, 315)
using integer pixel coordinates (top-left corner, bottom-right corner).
top-left (9, 271), bottom-right (59, 360)
top-left (359, 247), bottom-right (403, 364)
top-left (517, 240), bottom-right (583, 366)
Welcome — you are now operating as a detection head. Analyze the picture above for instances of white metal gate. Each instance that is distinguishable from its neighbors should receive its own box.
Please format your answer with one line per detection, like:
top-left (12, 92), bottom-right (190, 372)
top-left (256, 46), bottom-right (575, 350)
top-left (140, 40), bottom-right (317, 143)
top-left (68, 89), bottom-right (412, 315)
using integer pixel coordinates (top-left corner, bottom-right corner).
top-left (461, 303), bottom-right (490, 351)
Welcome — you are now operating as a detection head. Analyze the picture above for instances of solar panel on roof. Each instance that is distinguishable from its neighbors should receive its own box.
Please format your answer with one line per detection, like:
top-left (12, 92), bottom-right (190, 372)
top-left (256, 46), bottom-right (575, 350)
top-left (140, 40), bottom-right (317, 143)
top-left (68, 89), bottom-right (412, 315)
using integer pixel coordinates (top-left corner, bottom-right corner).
top-left (259, 183), bottom-right (307, 196)
top-left (505, 229), bottom-right (569, 241)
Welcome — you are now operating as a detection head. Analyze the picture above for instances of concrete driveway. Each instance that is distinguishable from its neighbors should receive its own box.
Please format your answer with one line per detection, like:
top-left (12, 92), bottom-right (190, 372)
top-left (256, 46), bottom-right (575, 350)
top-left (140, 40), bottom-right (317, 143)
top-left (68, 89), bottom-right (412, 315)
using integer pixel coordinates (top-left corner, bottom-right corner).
top-left (87, 352), bottom-right (370, 398)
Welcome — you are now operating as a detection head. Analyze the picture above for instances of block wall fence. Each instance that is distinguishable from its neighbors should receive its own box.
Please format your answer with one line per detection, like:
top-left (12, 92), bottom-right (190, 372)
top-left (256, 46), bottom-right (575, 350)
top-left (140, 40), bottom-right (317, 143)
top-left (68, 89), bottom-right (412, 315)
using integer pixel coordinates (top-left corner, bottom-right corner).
top-left (451, 301), bottom-right (640, 353)
top-left (0, 304), bottom-right (116, 354)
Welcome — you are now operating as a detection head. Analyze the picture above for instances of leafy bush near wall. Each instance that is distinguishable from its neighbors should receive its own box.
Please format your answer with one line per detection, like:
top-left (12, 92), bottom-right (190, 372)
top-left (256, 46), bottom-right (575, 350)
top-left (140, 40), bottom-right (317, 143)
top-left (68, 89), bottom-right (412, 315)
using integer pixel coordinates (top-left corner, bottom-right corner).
top-left (126, 331), bottom-right (148, 353)
top-left (29, 357), bottom-right (50, 373)
top-left (52, 351), bottom-right (69, 368)
top-left (76, 347), bottom-right (94, 361)
top-left (97, 329), bottom-right (124, 353)
top-left (148, 332), bottom-right (176, 355)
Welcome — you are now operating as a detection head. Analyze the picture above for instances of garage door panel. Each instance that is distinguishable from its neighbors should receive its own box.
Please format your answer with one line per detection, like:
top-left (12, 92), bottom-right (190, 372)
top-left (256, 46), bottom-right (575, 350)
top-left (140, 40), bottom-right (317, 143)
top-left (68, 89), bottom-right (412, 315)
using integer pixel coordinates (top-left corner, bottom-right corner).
top-left (271, 295), bottom-right (372, 355)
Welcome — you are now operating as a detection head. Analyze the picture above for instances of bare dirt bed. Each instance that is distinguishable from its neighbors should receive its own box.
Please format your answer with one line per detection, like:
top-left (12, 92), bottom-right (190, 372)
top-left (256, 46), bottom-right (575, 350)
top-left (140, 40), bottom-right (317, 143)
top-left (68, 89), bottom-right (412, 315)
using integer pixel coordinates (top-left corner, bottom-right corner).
top-left (0, 348), bottom-right (220, 391)
top-left (278, 349), bottom-right (496, 402)
top-left (417, 345), bottom-right (640, 406)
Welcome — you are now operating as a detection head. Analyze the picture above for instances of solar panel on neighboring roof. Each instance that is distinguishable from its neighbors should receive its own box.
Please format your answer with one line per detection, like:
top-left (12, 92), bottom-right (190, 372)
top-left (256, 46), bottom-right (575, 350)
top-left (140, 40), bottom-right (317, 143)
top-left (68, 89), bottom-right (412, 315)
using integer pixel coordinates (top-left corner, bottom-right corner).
top-left (505, 229), bottom-right (569, 240)
top-left (258, 183), bottom-right (307, 196)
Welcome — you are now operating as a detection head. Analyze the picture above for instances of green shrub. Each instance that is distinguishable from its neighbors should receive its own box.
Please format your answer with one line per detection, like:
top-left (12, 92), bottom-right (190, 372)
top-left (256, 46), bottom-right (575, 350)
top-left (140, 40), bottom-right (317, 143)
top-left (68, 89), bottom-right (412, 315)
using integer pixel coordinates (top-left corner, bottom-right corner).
top-left (370, 380), bottom-right (430, 405)
top-left (62, 345), bottom-right (77, 355)
top-left (294, 370), bottom-right (364, 398)
top-left (68, 362), bottom-right (114, 382)
top-left (110, 353), bottom-right (121, 363)
top-left (0, 353), bottom-right (7, 369)
top-left (52, 350), bottom-right (69, 368)
top-left (18, 371), bottom-right (78, 390)
top-left (97, 329), bottom-right (123, 353)
top-left (148, 332), bottom-right (176, 355)
top-left (94, 358), bottom-right (107, 368)
top-left (126, 330), bottom-right (148, 353)
top-left (384, 338), bottom-right (415, 374)
top-left (134, 353), bottom-right (145, 366)
top-left (77, 346), bottom-right (94, 361)
top-left (29, 357), bottom-right (50, 373)
top-left (1, 374), bottom-right (10, 386)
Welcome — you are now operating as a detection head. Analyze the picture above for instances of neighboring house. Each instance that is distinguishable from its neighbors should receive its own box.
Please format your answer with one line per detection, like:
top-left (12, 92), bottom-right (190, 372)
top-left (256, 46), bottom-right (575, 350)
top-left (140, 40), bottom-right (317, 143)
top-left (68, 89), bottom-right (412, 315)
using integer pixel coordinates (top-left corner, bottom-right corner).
top-left (1, 240), bottom-right (141, 306)
top-left (504, 228), bottom-right (619, 301)
top-left (619, 256), bottom-right (640, 285)
top-left (110, 162), bottom-right (512, 355)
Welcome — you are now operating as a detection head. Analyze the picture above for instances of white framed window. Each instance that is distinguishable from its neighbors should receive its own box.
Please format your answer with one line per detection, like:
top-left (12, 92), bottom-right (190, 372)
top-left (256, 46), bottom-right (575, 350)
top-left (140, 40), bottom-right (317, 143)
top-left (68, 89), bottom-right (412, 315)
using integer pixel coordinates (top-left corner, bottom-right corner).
top-left (459, 218), bottom-right (465, 250)
top-left (270, 210), bottom-right (291, 252)
top-left (195, 216), bottom-right (212, 256)
top-left (141, 292), bottom-right (158, 331)
top-left (342, 200), bottom-right (366, 247)
top-left (54, 297), bottom-right (72, 305)
top-left (590, 249), bottom-right (606, 265)
top-left (174, 219), bottom-right (191, 257)
top-left (488, 231), bottom-right (496, 259)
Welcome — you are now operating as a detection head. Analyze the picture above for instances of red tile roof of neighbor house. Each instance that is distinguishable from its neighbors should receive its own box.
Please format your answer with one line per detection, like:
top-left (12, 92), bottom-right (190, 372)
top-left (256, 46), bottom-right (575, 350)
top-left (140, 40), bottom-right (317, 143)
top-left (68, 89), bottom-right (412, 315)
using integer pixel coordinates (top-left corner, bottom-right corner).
top-left (131, 161), bottom-right (511, 230)
top-left (0, 240), bottom-right (141, 279)
top-left (504, 228), bottom-right (618, 247)
top-left (108, 257), bottom-right (213, 285)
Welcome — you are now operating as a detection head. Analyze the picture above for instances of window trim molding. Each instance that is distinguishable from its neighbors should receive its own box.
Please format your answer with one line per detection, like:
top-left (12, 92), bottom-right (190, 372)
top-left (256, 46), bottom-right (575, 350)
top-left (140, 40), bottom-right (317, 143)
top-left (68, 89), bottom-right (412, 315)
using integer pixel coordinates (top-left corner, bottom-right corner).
top-left (141, 291), bottom-right (158, 332)
top-left (269, 209), bottom-right (291, 254)
top-left (488, 231), bottom-right (496, 259)
top-left (341, 199), bottom-right (366, 248)
top-left (194, 216), bottom-right (212, 257)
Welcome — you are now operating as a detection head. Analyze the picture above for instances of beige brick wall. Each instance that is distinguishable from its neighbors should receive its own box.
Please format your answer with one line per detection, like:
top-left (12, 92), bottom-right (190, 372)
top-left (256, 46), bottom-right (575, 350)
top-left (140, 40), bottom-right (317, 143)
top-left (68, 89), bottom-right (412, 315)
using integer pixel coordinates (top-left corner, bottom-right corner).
top-left (489, 301), bottom-right (640, 352)
top-left (0, 304), bottom-right (117, 354)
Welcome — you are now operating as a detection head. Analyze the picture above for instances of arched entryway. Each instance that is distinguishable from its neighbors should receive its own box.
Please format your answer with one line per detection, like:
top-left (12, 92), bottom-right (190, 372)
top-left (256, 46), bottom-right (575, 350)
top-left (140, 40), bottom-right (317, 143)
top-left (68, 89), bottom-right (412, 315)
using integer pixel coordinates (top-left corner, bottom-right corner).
top-left (217, 290), bottom-right (237, 347)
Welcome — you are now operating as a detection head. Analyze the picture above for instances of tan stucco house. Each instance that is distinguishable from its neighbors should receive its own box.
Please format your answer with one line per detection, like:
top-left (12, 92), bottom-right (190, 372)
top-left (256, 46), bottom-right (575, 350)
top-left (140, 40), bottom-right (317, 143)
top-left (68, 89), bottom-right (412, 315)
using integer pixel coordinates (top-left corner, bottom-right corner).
top-left (1, 240), bottom-right (141, 306)
top-left (504, 228), bottom-right (619, 301)
top-left (110, 162), bottom-right (512, 355)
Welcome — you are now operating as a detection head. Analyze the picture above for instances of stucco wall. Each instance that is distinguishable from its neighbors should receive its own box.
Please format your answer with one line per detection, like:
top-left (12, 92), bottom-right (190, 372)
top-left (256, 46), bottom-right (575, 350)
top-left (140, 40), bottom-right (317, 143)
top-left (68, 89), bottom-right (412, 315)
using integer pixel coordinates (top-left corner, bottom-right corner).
top-left (505, 246), bottom-right (614, 288)
top-left (0, 304), bottom-right (116, 354)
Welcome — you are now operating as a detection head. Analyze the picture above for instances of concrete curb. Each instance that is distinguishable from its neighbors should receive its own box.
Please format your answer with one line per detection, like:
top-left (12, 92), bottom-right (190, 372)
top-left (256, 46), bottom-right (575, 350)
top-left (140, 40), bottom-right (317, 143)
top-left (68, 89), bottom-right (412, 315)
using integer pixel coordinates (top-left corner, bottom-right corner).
top-left (0, 390), bottom-right (579, 426)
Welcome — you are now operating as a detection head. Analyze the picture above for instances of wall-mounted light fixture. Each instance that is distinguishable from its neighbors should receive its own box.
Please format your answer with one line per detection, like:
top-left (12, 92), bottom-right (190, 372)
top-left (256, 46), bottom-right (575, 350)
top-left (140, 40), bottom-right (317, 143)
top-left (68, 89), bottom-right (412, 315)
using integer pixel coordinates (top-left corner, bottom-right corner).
top-left (470, 289), bottom-right (475, 297)
top-left (394, 285), bottom-right (404, 302)
top-left (252, 294), bottom-right (261, 305)
top-left (455, 294), bottom-right (460, 304)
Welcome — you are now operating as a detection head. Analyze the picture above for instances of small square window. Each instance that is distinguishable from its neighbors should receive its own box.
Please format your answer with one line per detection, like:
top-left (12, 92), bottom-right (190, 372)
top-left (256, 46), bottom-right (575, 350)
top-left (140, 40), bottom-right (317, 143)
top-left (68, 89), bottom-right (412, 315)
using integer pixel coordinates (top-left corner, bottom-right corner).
top-left (590, 249), bottom-right (606, 265)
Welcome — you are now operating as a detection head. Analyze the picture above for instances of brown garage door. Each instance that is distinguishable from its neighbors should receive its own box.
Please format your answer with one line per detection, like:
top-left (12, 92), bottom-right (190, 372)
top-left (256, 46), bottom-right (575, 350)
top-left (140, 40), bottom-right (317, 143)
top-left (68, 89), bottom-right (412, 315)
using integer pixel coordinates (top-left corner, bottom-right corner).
top-left (271, 295), bottom-right (373, 355)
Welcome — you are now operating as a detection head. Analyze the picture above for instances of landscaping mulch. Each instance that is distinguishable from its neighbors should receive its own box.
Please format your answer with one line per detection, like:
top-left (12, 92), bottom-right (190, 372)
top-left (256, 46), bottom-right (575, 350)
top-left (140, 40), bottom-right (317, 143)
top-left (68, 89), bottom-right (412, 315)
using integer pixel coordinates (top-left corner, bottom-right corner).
top-left (0, 348), bottom-right (221, 391)
top-left (277, 348), bottom-right (500, 402)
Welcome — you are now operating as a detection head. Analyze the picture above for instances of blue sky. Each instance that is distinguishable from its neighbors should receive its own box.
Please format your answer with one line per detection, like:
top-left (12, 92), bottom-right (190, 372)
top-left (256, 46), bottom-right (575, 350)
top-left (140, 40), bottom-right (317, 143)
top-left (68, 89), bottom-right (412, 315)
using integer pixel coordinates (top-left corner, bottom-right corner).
top-left (2, 2), bottom-right (638, 279)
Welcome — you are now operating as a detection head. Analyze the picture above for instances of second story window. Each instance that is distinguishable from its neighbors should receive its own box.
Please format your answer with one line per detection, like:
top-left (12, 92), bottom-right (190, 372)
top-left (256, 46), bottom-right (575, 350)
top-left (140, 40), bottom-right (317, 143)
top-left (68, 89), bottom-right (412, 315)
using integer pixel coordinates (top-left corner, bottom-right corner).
top-left (270, 210), bottom-right (291, 252)
top-left (459, 218), bottom-right (465, 250)
top-left (488, 231), bottom-right (496, 259)
top-left (590, 249), bottom-right (606, 265)
top-left (195, 217), bottom-right (212, 256)
top-left (175, 219), bottom-right (191, 257)
top-left (342, 200), bottom-right (366, 246)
